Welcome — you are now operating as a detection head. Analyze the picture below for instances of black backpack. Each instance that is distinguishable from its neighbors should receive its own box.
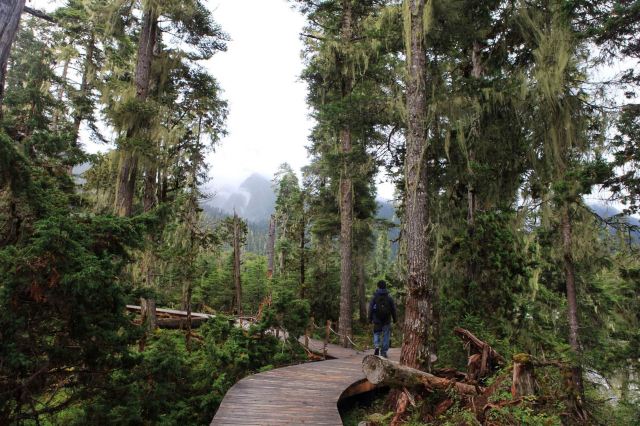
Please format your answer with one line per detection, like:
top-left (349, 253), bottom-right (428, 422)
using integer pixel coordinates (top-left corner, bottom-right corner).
top-left (374, 294), bottom-right (391, 322)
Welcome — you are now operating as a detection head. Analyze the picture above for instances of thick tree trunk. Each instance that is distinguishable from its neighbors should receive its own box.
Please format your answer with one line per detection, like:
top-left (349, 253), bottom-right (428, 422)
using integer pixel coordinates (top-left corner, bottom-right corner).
top-left (114, 5), bottom-right (158, 217)
top-left (338, 0), bottom-right (354, 348)
top-left (561, 206), bottom-right (584, 399)
top-left (114, 152), bottom-right (138, 217)
top-left (0, 0), bottom-right (26, 116)
top-left (400, 0), bottom-right (433, 371)
top-left (233, 213), bottom-right (243, 315)
top-left (133, 8), bottom-right (158, 100)
top-left (362, 355), bottom-right (480, 395)
top-left (267, 214), bottom-right (276, 278)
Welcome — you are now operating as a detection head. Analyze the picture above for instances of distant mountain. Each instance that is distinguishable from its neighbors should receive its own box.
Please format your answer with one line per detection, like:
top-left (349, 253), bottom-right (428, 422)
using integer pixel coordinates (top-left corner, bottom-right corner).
top-left (201, 174), bottom-right (401, 254)
top-left (203, 174), bottom-right (276, 224)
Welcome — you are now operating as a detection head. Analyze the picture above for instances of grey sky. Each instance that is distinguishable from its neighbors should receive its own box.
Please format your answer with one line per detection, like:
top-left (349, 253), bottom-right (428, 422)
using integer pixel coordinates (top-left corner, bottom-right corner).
top-left (203, 0), bottom-right (312, 191)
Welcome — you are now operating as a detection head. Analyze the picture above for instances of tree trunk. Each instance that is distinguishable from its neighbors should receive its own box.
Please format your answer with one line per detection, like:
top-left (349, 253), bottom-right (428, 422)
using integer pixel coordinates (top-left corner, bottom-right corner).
top-left (362, 355), bottom-right (479, 395)
top-left (114, 151), bottom-right (138, 217)
top-left (466, 40), bottom-right (483, 285)
top-left (113, 5), bottom-right (158, 217)
top-left (400, 0), bottom-right (433, 371)
top-left (561, 206), bottom-right (584, 399)
top-left (338, 0), bottom-right (354, 349)
top-left (182, 269), bottom-right (193, 348)
top-left (233, 213), bottom-right (243, 315)
top-left (267, 214), bottom-right (275, 278)
top-left (72, 31), bottom-right (96, 153)
top-left (0, 0), bottom-right (26, 116)
top-left (357, 252), bottom-right (367, 324)
top-left (143, 165), bottom-right (157, 212)
top-left (53, 57), bottom-right (69, 130)
top-left (299, 210), bottom-right (305, 293)
top-left (140, 297), bottom-right (157, 331)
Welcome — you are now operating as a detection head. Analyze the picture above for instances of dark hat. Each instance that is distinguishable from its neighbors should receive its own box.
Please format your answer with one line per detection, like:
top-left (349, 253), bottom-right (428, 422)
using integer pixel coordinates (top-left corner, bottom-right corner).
top-left (377, 280), bottom-right (387, 289)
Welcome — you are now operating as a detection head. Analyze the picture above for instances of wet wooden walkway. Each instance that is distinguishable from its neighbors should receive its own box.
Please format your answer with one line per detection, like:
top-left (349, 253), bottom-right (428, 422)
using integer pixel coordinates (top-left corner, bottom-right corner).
top-left (211, 338), bottom-right (399, 425)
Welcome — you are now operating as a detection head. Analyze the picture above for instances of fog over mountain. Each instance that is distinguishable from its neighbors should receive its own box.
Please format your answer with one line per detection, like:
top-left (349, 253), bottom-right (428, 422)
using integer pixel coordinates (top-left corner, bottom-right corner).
top-left (203, 174), bottom-right (277, 224)
top-left (202, 173), bottom-right (397, 224)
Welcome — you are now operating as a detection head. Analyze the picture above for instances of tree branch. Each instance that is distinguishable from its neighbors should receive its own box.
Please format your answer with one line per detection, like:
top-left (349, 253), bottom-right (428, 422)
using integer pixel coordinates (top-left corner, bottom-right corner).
top-left (23, 6), bottom-right (56, 23)
top-left (301, 33), bottom-right (326, 41)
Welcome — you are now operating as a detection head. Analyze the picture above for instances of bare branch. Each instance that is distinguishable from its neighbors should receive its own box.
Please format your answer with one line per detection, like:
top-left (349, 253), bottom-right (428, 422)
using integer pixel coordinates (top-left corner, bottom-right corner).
top-left (23, 6), bottom-right (56, 23)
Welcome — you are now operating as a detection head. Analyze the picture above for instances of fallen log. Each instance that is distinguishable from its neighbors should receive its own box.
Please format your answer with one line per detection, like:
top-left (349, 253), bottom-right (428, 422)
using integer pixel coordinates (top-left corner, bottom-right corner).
top-left (362, 355), bottom-right (481, 395)
top-left (155, 317), bottom-right (208, 329)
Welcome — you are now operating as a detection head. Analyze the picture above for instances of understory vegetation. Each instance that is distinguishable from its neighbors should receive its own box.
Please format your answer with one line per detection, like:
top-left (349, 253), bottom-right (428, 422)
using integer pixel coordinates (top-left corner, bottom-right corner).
top-left (1, 0), bottom-right (639, 425)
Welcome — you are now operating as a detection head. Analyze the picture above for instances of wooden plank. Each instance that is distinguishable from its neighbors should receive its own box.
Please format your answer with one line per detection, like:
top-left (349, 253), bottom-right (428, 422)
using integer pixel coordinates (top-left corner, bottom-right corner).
top-left (126, 304), bottom-right (213, 319)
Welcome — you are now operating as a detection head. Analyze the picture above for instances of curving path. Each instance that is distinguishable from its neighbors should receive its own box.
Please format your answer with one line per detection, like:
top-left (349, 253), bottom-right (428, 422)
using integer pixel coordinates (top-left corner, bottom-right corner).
top-left (211, 338), bottom-right (399, 425)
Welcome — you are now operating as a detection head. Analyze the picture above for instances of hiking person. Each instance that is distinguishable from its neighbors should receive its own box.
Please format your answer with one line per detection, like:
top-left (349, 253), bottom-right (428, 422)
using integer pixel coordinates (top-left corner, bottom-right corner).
top-left (368, 280), bottom-right (397, 357)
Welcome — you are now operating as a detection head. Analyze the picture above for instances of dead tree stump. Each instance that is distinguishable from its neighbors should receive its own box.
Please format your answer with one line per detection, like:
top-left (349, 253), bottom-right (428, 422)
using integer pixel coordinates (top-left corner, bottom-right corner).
top-left (511, 353), bottom-right (537, 397)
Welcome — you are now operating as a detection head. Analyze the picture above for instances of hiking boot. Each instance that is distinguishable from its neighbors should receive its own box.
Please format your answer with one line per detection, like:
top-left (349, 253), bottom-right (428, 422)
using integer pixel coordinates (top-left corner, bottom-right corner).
top-left (381, 352), bottom-right (388, 358)
top-left (374, 347), bottom-right (380, 356)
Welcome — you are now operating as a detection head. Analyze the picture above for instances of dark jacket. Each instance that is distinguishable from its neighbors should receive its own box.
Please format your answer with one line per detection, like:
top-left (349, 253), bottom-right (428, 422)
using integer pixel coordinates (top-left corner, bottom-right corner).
top-left (368, 288), bottom-right (397, 325)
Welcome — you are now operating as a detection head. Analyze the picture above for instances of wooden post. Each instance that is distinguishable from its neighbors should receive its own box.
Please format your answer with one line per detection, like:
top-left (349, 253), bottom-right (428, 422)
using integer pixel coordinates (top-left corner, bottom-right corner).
top-left (324, 320), bottom-right (331, 359)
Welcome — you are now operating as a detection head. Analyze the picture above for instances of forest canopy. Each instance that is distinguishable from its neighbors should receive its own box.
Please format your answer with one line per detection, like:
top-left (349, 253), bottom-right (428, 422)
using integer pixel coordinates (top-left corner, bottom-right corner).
top-left (0, 0), bottom-right (639, 425)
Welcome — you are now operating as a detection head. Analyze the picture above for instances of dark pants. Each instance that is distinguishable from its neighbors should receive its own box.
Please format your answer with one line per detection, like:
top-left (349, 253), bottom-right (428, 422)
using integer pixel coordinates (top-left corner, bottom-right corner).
top-left (373, 323), bottom-right (391, 357)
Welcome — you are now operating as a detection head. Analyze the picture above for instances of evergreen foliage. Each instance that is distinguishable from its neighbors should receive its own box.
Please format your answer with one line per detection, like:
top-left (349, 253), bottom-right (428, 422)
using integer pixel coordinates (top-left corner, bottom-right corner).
top-left (0, 0), bottom-right (639, 424)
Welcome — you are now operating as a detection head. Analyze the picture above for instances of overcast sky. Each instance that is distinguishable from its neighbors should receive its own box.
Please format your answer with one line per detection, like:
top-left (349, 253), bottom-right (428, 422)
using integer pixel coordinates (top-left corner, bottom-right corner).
top-left (203, 0), bottom-right (313, 191)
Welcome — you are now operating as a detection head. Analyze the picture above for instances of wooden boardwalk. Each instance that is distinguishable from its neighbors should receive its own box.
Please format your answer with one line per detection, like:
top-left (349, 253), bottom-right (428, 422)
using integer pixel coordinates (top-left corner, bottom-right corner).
top-left (211, 339), bottom-right (399, 425)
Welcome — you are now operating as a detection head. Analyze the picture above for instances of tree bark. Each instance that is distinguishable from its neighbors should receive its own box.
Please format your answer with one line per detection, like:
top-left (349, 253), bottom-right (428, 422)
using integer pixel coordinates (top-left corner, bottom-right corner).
top-left (143, 165), bottom-right (157, 212)
top-left (466, 40), bottom-right (483, 286)
top-left (561, 206), bottom-right (584, 398)
top-left (338, 0), bottom-right (354, 348)
top-left (0, 0), bottom-right (26, 116)
top-left (140, 297), bottom-right (157, 331)
top-left (400, 0), bottom-right (434, 371)
top-left (114, 152), bottom-right (138, 217)
top-left (267, 214), bottom-right (276, 278)
top-left (114, 5), bottom-right (158, 217)
top-left (233, 213), bottom-right (243, 315)
top-left (362, 355), bottom-right (480, 395)
top-left (511, 354), bottom-right (537, 397)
